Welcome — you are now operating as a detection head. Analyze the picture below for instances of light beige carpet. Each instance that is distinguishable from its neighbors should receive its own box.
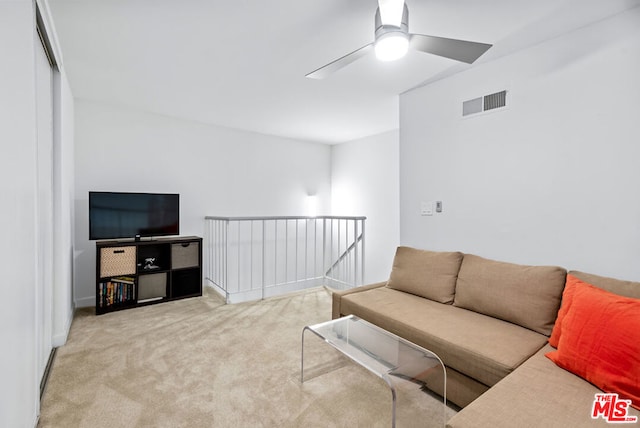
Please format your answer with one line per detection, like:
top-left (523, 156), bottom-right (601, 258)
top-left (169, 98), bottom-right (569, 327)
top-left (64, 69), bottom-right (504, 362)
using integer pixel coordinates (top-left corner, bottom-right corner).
top-left (39, 286), bottom-right (454, 427)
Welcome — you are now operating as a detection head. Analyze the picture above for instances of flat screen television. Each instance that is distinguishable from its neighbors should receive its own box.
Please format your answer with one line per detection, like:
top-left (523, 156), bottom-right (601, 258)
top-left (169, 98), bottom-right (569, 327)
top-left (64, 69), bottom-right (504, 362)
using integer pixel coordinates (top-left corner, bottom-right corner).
top-left (89, 191), bottom-right (179, 240)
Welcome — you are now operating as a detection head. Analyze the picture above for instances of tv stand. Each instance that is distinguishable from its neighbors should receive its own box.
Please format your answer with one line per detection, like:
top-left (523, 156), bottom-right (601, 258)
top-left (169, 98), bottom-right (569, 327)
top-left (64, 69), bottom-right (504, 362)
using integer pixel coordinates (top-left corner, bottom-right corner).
top-left (95, 235), bottom-right (202, 315)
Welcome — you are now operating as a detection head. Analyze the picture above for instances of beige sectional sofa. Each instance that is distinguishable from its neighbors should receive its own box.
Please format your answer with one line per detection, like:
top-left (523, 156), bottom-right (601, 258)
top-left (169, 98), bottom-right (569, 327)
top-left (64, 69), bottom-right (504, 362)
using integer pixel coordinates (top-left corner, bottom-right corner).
top-left (332, 247), bottom-right (640, 427)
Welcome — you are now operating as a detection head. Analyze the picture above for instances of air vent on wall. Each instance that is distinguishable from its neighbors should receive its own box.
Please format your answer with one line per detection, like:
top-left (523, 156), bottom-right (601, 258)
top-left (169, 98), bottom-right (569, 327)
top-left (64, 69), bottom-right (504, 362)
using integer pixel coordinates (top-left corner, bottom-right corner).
top-left (463, 90), bottom-right (507, 117)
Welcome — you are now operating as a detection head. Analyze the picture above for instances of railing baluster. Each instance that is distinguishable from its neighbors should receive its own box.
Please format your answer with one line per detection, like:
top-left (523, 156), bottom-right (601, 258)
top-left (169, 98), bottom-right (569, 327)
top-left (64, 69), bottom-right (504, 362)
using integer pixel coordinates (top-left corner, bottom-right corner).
top-left (261, 219), bottom-right (265, 300)
top-left (251, 222), bottom-right (255, 292)
top-left (314, 218), bottom-right (318, 285)
top-left (361, 219), bottom-right (365, 285)
top-left (304, 219), bottom-right (308, 286)
top-left (338, 219), bottom-right (342, 284)
top-left (225, 222), bottom-right (228, 294)
top-left (237, 221), bottom-right (241, 294)
top-left (322, 218), bottom-right (326, 284)
top-left (353, 220), bottom-right (358, 285)
top-left (274, 220), bottom-right (278, 292)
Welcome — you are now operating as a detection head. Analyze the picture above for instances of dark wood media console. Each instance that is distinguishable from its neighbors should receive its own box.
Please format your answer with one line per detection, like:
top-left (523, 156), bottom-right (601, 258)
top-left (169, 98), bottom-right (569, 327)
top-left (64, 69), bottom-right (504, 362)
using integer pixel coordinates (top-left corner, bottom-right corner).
top-left (95, 236), bottom-right (202, 315)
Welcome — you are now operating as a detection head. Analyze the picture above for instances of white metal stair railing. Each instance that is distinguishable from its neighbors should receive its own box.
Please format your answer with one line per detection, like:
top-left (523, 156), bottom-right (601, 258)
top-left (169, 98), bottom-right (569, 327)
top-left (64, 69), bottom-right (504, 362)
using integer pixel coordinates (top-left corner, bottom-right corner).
top-left (204, 216), bottom-right (366, 303)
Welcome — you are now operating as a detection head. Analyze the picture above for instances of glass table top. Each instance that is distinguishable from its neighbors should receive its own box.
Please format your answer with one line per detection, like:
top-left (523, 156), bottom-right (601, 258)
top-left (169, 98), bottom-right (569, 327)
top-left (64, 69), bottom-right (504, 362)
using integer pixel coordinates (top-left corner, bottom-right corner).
top-left (301, 315), bottom-right (446, 427)
top-left (304, 315), bottom-right (443, 384)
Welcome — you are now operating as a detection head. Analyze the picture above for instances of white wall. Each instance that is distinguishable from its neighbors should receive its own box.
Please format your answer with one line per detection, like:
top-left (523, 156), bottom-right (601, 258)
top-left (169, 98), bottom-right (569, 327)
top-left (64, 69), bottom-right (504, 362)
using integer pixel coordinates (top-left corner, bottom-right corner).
top-left (0, 1), bottom-right (75, 426)
top-left (400, 7), bottom-right (640, 280)
top-left (73, 100), bottom-right (332, 306)
top-left (0, 3), bottom-right (39, 426)
top-left (331, 130), bottom-right (400, 283)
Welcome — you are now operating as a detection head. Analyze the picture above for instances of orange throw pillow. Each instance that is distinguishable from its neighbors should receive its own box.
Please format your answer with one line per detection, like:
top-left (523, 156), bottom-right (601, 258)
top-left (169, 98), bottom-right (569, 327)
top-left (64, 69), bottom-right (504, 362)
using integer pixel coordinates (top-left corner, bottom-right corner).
top-left (548, 274), bottom-right (581, 347)
top-left (546, 283), bottom-right (640, 409)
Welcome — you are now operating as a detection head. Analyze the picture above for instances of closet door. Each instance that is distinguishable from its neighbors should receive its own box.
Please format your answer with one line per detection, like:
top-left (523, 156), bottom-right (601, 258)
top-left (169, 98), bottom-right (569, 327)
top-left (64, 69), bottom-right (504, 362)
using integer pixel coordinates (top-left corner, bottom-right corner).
top-left (35, 29), bottom-right (54, 394)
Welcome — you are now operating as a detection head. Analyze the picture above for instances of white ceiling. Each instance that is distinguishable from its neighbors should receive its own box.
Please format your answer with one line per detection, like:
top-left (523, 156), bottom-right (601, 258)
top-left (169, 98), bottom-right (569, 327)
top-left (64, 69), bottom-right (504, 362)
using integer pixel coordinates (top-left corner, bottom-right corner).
top-left (48, 0), bottom-right (639, 144)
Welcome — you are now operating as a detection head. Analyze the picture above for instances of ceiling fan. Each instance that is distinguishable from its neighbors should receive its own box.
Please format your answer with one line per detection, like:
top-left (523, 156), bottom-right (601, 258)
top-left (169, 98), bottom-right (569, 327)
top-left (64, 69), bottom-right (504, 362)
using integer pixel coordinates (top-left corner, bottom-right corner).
top-left (306, 0), bottom-right (492, 79)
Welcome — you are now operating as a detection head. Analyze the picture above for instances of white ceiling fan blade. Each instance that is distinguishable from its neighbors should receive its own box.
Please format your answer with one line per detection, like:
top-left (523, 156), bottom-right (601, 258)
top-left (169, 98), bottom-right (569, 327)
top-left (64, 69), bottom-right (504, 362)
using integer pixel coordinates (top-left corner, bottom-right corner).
top-left (306, 43), bottom-right (373, 79)
top-left (378, 0), bottom-right (405, 27)
top-left (410, 34), bottom-right (492, 64)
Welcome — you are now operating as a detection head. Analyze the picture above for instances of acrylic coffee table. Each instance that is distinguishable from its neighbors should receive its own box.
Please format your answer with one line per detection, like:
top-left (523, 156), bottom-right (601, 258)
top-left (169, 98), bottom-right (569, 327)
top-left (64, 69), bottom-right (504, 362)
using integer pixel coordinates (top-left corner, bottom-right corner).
top-left (301, 315), bottom-right (446, 427)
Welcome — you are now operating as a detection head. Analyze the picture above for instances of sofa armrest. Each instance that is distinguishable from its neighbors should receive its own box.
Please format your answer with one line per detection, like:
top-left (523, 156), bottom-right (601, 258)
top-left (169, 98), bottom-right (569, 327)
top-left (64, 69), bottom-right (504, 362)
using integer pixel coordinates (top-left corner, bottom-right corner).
top-left (331, 281), bottom-right (387, 319)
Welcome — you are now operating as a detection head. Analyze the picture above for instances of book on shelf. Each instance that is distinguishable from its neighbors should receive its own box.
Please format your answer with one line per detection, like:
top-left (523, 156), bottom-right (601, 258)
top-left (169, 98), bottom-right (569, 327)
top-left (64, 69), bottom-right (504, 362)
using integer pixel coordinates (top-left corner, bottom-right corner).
top-left (99, 277), bottom-right (136, 308)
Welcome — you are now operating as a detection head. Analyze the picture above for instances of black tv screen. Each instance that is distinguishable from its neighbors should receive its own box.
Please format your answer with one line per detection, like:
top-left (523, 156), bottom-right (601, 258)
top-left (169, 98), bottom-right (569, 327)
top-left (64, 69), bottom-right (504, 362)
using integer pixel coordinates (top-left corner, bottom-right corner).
top-left (89, 192), bottom-right (179, 240)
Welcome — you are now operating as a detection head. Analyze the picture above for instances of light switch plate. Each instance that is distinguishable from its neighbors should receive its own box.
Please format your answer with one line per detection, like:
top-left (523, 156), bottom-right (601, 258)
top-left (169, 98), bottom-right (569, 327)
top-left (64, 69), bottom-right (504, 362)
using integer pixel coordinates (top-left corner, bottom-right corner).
top-left (421, 201), bottom-right (433, 216)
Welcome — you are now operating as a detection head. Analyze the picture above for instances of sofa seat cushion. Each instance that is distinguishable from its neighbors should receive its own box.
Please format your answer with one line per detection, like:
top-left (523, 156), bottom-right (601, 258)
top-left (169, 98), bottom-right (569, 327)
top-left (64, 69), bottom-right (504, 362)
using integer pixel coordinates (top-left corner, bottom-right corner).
top-left (339, 286), bottom-right (548, 387)
top-left (446, 344), bottom-right (640, 428)
top-left (454, 254), bottom-right (566, 336)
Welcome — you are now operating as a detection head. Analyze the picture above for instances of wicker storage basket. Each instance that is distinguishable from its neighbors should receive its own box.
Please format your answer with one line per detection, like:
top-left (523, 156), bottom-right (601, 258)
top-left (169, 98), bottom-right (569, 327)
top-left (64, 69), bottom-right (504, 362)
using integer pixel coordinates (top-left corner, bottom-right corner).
top-left (100, 246), bottom-right (136, 278)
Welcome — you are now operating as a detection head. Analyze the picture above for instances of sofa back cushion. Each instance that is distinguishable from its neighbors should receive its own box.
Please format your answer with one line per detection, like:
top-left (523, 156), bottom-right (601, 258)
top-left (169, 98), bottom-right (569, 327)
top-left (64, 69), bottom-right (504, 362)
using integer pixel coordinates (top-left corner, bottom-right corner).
top-left (545, 282), bottom-right (640, 409)
top-left (568, 270), bottom-right (640, 299)
top-left (386, 246), bottom-right (463, 304)
top-left (548, 272), bottom-right (640, 347)
top-left (453, 254), bottom-right (566, 335)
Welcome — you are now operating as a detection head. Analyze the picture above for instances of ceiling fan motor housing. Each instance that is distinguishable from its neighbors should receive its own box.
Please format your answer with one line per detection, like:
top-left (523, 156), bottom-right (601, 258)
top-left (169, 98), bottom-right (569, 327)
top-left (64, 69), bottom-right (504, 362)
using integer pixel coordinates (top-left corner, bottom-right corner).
top-left (374, 4), bottom-right (409, 40)
top-left (374, 4), bottom-right (410, 61)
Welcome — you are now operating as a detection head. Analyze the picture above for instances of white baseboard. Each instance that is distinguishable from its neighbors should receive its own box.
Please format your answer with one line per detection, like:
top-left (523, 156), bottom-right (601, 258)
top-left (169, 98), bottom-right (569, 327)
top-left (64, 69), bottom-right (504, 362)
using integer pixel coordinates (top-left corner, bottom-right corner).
top-left (74, 295), bottom-right (94, 309)
top-left (52, 308), bottom-right (74, 347)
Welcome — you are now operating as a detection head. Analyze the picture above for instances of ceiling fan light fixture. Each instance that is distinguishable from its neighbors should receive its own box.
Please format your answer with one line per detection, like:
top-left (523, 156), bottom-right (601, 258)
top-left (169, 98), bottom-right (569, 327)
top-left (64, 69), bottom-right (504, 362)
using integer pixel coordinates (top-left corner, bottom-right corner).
top-left (374, 31), bottom-right (409, 61)
top-left (305, 1), bottom-right (492, 79)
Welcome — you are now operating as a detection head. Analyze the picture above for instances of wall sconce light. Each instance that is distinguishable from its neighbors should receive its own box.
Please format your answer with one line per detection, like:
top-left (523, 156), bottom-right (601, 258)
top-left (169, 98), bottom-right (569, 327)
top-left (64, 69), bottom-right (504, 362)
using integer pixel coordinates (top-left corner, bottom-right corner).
top-left (306, 195), bottom-right (318, 217)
